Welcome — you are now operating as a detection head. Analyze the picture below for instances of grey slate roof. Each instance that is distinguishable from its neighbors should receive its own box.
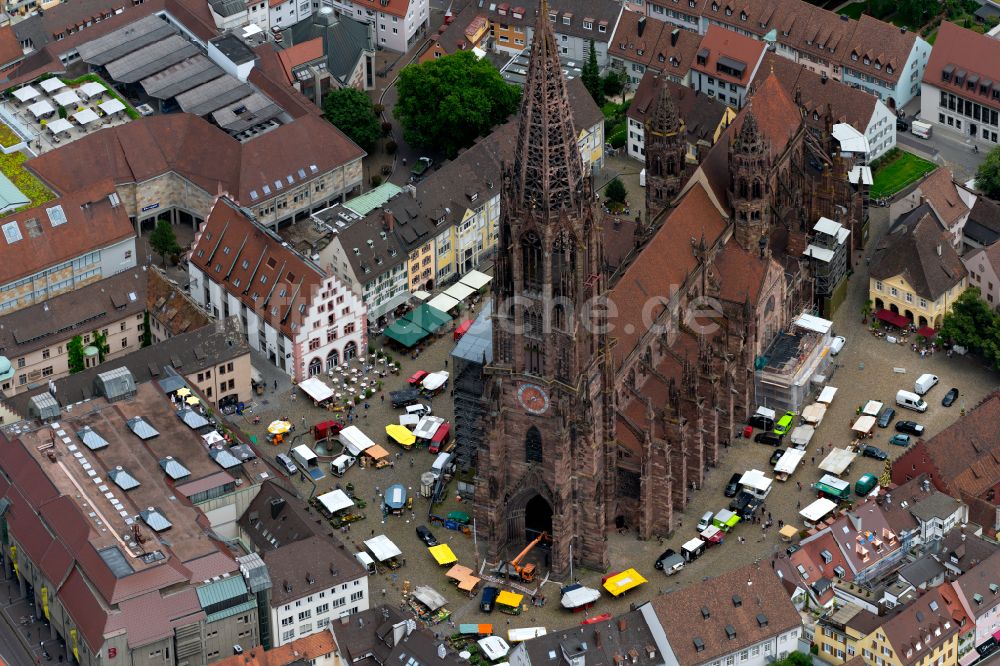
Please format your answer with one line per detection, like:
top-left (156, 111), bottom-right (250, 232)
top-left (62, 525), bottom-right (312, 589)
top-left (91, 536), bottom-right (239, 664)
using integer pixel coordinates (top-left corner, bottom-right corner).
top-left (281, 7), bottom-right (373, 83)
top-left (965, 196), bottom-right (1000, 247)
top-left (870, 203), bottom-right (967, 300)
top-left (456, 0), bottom-right (622, 44)
top-left (909, 491), bottom-right (964, 522)
top-left (898, 556), bottom-right (945, 587)
top-left (208, 0), bottom-right (246, 18)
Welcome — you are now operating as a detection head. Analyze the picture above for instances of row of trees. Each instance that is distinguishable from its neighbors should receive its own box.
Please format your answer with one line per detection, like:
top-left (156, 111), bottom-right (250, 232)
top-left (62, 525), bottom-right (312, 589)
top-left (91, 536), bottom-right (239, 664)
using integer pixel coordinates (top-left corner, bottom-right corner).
top-left (581, 40), bottom-right (625, 107)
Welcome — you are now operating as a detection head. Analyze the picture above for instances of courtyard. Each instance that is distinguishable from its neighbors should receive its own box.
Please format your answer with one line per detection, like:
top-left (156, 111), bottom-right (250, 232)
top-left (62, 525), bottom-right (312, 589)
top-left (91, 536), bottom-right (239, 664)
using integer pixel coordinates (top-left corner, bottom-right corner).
top-left (226, 205), bottom-right (998, 634)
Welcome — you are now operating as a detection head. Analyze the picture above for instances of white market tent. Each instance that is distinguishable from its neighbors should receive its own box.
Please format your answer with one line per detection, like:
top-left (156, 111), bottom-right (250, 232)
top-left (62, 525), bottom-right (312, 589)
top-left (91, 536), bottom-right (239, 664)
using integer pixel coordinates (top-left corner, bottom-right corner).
top-left (819, 448), bottom-right (857, 476)
top-left (459, 270), bottom-right (491, 291)
top-left (789, 425), bottom-right (815, 448)
top-left (12, 86), bottom-right (40, 103)
top-left (800, 403), bottom-right (827, 425)
top-left (413, 415), bottom-right (444, 440)
top-left (78, 81), bottom-right (107, 99)
top-left (339, 425), bottom-right (375, 456)
top-left (202, 430), bottom-right (225, 446)
top-left (413, 586), bottom-right (448, 611)
top-left (852, 415), bottom-right (877, 435)
top-left (774, 448), bottom-right (806, 476)
top-left (412, 290), bottom-right (431, 302)
top-left (422, 370), bottom-right (449, 392)
top-left (73, 108), bottom-right (100, 125)
top-left (862, 400), bottom-right (884, 416)
top-left (478, 637), bottom-right (511, 660)
top-left (298, 376), bottom-right (334, 402)
top-left (754, 406), bottom-right (776, 420)
top-left (426, 293), bottom-right (460, 313)
top-left (28, 100), bottom-right (55, 117)
top-left (800, 497), bottom-right (838, 524)
top-left (560, 586), bottom-right (601, 609)
top-left (739, 469), bottom-right (773, 494)
top-left (52, 89), bottom-right (80, 107)
top-left (817, 386), bottom-right (838, 404)
top-left (443, 282), bottom-right (476, 302)
top-left (39, 77), bottom-right (65, 93)
top-left (46, 118), bottom-right (73, 135)
top-left (99, 98), bottom-right (126, 115)
top-left (365, 535), bottom-right (402, 561)
top-left (317, 489), bottom-right (354, 514)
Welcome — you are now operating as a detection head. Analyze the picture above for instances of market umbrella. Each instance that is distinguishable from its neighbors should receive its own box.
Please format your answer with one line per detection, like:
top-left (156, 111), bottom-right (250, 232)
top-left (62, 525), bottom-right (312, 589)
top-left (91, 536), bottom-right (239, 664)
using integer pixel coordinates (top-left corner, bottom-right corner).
top-left (185, 396), bottom-right (200, 406)
top-left (268, 420), bottom-right (291, 435)
top-left (176, 387), bottom-right (192, 397)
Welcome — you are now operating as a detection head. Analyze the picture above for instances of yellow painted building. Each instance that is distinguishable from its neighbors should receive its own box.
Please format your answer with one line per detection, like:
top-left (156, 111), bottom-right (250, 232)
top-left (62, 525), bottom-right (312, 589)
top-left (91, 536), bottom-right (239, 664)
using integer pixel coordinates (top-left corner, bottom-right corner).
top-left (868, 206), bottom-right (968, 330)
top-left (854, 590), bottom-right (959, 666)
top-left (815, 604), bottom-right (884, 665)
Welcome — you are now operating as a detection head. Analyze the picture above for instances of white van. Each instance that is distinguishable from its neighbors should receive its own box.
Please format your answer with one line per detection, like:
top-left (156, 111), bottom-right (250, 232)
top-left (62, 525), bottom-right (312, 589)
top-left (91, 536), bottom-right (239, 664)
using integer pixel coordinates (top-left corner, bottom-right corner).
top-left (896, 390), bottom-right (928, 412)
top-left (405, 403), bottom-right (432, 418)
top-left (354, 551), bottom-right (376, 575)
top-left (431, 452), bottom-right (455, 479)
top-left (331, 454), bottom-right (357, 477)
top-left (914, 373), bottom-right (939, 396)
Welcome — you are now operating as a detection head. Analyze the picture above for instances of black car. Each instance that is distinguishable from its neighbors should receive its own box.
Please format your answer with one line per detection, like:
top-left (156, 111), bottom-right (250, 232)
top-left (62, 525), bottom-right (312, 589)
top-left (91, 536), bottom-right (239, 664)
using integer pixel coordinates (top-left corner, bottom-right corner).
top-left (896, 420), bottom-right (925, 436)
top-left (770, 448), bottom-right (786, 466)
top-left (748, 414), bottom-right (775, 430)
top-left (877, 407), bottom-right (896, 428)
top-left (896, 118), bottom-right (910, 131)
top-left (942, 387), bottom-right (959, 407)
top-left (862, 445), bottom-right (888, 461)
top-left (724, 473), bottom-right (741, 497)
top-left (754, 431), bottom-right (783, 446)
top-left (653, 548), bottom-right (677, 570)
top-left (416, 525), bottom-right (438, 547)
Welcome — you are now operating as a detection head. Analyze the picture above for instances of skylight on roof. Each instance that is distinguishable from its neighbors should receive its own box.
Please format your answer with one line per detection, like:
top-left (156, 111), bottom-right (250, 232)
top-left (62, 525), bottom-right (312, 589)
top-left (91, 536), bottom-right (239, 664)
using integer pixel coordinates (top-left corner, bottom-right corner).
top-left (286, 174), bottom-right (294, 184)
top-left (46, 204), bottom-right (67, 227)
top-left (297, 168), bottom-right (306, 179)
top-left (77, 425), bottom-right (109, 450)
top-left (250, 190), bottom-right (259, 201)
top-left (262, 184), bottom-right (271, 195)
top-left (274, 180), bottom-right (283, 190)
top-left (309, 164), bottom-right (318, 173)
top-left (2, 222), bottom-right (22, 244)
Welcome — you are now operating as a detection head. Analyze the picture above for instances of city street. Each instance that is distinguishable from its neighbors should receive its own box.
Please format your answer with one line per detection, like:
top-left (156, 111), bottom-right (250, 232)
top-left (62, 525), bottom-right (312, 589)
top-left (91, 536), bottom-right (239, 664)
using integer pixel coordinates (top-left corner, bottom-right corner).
top-left (898, 97), bottom-right (986, 185)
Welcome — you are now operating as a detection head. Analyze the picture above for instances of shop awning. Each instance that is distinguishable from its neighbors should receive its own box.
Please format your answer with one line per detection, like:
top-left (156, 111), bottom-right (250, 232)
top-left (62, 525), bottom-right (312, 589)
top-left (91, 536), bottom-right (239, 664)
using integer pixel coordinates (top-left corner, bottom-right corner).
top-left (800, 403), bottom-right (827, 424)
top-left (426, 293), bottom-right (460, 313)
top-left (403, 303), bottom-right (452, 332)
top-left (602, 569), bottom-right (646, 596)
top-left (384, 319), bottom-right (429, 348)
top-left (876, 308), bottom-right (910, 328)
top-left (443, 282), bottom-right (476, 302)
top-left (386, 424), bottom-right (416, 446)
top-left (916, 326), bottom-right (936, 339)
top-left (428, 544), bottom-right (458, 565)
top-left (852, 415), bottom-right (877, 435)
top-left (458, 576), bottom-right (481, 592)
top-left (317, 489), bottom-right (354, 514)
top-left (446, 564), bottom-right (473, 582)
top-left (819, 448), bottom-right (857, 476)
top-left (496, 590), bottom-right (523, 607)
top-left (412, 290), bottom-right (431, 302)
top-left (413, 586), bottom-right (447, 611)
top-left (779, 524), bottom-right (799, 539)
top-left (862, 400), bottom-right (883, 416)
top-left (459, 270), bottom-right (492, 291)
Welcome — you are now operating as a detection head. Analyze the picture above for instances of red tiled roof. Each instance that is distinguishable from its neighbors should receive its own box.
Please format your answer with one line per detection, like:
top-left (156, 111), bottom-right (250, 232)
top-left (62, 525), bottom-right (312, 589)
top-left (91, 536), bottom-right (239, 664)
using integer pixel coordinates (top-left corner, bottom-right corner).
top-left (114, 587), bottom-right (204, 649)
top-left (712, 242), bottom-right (768, 304)
top-left (189, 198), bottom-right (324, 339)
top-left (341, 0), bottom-right (410, 19)
top-left (182, 550), bottom-right (238, 583)
top-left (744, 71), bottom-right (803, 159)
top-left (690, 25), bottom-right (767, 86)
top-left (0, 26), bottom-right (23, 68)
top-left (607, 182), bottom-right (727, 370)
top-left (60, 568), bottom-right (111, 651)
top-left (608, 10), bottom-right (701, 76)
top-left (880, 589), bottom-right (960, 666)
top-left (213, 632), bottom-right (337, 665)
top-left (917, 167), bottom-right (971, 230)
top-left (920, 390), bottom-right (1000, 498)
top-left (276, 38), bottom-right (324, 84)
top-left (925, 22), bottom-right (1000, 113)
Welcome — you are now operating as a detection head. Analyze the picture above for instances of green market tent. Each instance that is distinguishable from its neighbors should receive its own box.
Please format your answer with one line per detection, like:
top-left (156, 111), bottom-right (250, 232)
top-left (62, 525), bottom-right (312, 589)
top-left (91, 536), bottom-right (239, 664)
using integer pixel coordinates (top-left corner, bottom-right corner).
top-left (384, 319), bottom-right (429, 348)
top-left (402, 304), bottom-right (452, 333)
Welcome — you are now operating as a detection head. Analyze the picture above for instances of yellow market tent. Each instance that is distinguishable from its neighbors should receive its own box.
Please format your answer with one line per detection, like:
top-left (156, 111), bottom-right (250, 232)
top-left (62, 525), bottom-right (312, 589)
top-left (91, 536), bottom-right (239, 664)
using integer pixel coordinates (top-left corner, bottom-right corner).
top-left (428, 544), bottom-right (458, 565)
top-left (602, 569), bottom-right (647, 596)
top-left (386, 424), bottom-right (416, 447)
top-left (496, 591), bottom-right (523, 608)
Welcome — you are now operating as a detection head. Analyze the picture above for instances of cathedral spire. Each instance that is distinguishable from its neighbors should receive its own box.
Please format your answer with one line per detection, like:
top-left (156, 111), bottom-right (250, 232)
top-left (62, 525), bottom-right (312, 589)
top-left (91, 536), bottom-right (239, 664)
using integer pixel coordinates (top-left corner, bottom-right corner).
top-left (510, 0), bottom-right (586, 214)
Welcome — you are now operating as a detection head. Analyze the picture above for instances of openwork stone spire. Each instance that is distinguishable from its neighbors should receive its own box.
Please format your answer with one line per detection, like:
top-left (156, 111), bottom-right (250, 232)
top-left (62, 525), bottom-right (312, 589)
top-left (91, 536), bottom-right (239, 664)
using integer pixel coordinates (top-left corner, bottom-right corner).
top-left (731, 108), bottom-right (766, 155)
top-left (510, 0), bottom-right (586, 214)
top-left (649, 81), bottom-right (681, 136)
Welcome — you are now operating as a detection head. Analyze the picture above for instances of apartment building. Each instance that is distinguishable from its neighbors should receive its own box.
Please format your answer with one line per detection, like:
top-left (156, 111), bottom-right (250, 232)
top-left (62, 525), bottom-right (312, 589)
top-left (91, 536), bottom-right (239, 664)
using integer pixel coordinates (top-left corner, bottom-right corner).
top-left (189, 198), bottom-right (367, 380)
top-left (608, 11), bottom-right (703, 87)
top-left (324, 0), bottom-right (428, 52)
top-left (146, 267), bottom-right (211, 344)
top-left (689, 24), bottom-right (766, 108)
top-left (856, 590), bottom-right (961, 666)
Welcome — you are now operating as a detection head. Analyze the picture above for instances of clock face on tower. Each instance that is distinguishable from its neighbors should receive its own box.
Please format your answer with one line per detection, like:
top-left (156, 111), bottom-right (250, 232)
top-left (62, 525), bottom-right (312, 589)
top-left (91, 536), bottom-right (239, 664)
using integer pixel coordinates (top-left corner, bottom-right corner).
top-left (517, 383), bottom-right (550, 415)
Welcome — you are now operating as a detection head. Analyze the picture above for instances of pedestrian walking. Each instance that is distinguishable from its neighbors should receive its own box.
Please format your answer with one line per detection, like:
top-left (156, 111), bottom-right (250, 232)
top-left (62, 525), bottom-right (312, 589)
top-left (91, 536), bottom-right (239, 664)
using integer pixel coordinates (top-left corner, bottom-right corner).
top-left (381, 394), bottom-right (385, 403)
top-left (273, 380), bottom-right (278, 390)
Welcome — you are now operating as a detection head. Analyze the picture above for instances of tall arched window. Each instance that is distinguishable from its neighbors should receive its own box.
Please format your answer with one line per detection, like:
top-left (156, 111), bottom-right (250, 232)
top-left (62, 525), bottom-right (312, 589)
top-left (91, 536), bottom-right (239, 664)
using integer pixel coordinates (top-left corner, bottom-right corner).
top-left (308, 358), bottom-right (322, 376)
top-left (525, 426), bottom-right (543, 463)
top-left (325, 349), bottom-right (340, 371)
top-left (521, 232), bottom-right (543, 292)
top-left (344, 341), bottom-right (357, 360)
top-left (752, 180), bottom-right (763, 199)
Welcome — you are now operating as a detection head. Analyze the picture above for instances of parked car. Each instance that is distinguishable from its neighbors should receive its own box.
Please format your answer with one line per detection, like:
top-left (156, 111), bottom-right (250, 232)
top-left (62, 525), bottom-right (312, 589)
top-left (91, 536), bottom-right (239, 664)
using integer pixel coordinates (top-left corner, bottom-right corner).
top-left (895, 421), bottom-right (925, 436)
top-left (861, 445), bottom-right (887, 460)
top-left (896, 118), bottom-right (909, 132)
top-left (416, 525), bottom-right (438, 547)
top-left (829, 336), bottom-right (846, 355)
top-left (754, 432), bottom-right (783, 446)
top-left (724, 473), bottom-right (741, 498)
top-left (914, 373), bottom-right (939, 396)
top-left (653, 548), bottom-right (678, 570)
top-left (276, 453), bottom-right (298, 475)
top-left (748, 414), bottom-right (774, 430)
top-left (770, 448), bottom-right (786, 466)
top-left (877, 407), bottom-right (896, 428)
top-left (697, 511), bottom-right (714, 531)
top-left (942, 387), bottom-right (959, 407)
top-left (889, 434), bottom-right (911, 446)
top-left (407, 370), bottom-right (429, 385)
top-left (773, 411), bottom-right (795, 435)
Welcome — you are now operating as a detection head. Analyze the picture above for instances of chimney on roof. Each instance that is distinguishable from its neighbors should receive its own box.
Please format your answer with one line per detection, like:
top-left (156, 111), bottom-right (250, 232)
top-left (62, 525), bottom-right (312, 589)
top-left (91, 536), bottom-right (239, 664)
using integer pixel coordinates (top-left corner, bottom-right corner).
top-left (936, 243), bottom-right (942, 256)
top-left (638, 16), bottom-right (646, 37)
top-left (671, 28), bottom-right (679, 47)
top-left (383, 209), bottom-right (395, 233)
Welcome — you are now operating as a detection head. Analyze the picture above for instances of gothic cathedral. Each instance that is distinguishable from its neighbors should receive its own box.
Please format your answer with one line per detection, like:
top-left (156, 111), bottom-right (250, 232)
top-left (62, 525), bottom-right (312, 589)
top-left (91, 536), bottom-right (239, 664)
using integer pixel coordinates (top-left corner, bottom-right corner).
top-left (473, 0), bottom-right (612, 577)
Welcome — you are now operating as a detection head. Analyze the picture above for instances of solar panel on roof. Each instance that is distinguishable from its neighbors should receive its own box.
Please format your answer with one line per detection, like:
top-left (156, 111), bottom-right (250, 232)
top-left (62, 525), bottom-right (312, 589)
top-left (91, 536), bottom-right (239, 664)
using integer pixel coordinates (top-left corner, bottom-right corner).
top-left (159, 456), bottom-right (190, 480)
top-left (77, 426), bottom-right (109, 450)
top-left (108, 466), bottom-right (140, 491)
top-left (98, 546), bottom-right (134, 578)
top-left (127, 416), bottom-right (159, 440)
top-left (140, 507), bottom-right (172, 532)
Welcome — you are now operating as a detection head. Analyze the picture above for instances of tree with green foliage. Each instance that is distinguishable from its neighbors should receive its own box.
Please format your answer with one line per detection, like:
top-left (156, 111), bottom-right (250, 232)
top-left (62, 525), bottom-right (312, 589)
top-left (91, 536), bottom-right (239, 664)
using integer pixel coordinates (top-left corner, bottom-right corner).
top-left (602, 69), bottom-right (625, 100)
top-left (394, 51), bottom-right (521, 158)
top-left (322, 88), bottom-right (381, 151)
top-left (606, 177), bottom-right (628, 204)
top-left (582, 40), bottom-right (604, 106)
top-left (771, 653), bottom-right (811, 666)
top-left (92, 330), bottom-right (109, 364)
top-left (976, 145), bottom-right (1000, 199)
top-left (67, 336), bottom-right (85, 374)
top-left (938, 287), bottom-right (1000, 369)
top-left (149, 220), bottom-right (181, 267)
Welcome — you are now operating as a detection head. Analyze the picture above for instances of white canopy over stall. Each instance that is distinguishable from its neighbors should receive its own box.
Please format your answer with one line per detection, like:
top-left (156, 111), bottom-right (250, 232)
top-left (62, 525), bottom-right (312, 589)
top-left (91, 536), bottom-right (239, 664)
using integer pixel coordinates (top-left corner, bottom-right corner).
top-left (459, 270), bottom-right (492, 290)
top-left (800, 403), bottom-right (827, 425)
top-left (862, 400), bottom-right (884, 416)
top-left (28, 100), bottom-right (55, 117)
top-left (317, 489), bottom-right (354, 514)
top-left (73, 108), bottom-right (100, 125)
top-left (817, 386), bottom-right (838, 404)
top-left (46, 118), bottom-right (73, 135)
top-left (12, 86), bottom-right (40, 103)
top-left (364, 535), bottom-right (402, 561)
top-left (99, 98), bottom-right (126, 115)
top-left (39, 77), bottom-right (66, 93)
top-left (426, 293), bottom-right (460, 313)
top-left (739, 469), bottom-right (773, 494)
top-left (443, 282), bottom-right (476, 302)
top-left (298, 376), bottom-right (334, 402)
top-left (790, 425), bottom-right (815, 448)
top-left (52, 89), bottom-right (81, 107)
top-left (819, 448), bottom-right (857, 476)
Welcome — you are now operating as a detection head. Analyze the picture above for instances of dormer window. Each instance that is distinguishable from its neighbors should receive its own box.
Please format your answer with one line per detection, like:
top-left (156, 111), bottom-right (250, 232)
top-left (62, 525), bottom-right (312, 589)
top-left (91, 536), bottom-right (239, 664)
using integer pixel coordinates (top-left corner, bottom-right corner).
top-left (637, 48), bottom-right (644, 55)
top-left (740, 10), bottom-right (746, 19)
top-left (725, 6), bottom-right (732, 15)
top-left (875, 62), bottom-right (881, 70)
top-left (711, 1), bottom-right (717, 9)
top-left (658, 53), bottom-right (665, 62)
top-left (886, 65), bottom-right (893, 74)
top-left (548, 11), bottom-right (555, 21)
top-left (562, 15), bottom-right (570, 25)
top-left (851, 52), bottom-right (858, 61)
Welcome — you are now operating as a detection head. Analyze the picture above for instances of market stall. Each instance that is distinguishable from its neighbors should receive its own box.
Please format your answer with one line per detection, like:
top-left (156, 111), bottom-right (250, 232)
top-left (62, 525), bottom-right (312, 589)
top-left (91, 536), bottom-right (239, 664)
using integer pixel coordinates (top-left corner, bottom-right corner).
top-left (817, 386), bottom-right (838, 404)
top-left (789, 425), bottom-right (815, 449)
top-left (800, 402), bottom-right (827, 425)
top-left (712, 509), bottom-right (740, 532)
top-left (364, 444), bottom-right (391, 468)
top-left (384, 483), bottom-right (407, 515)
top-left (819, 449), bottom-right (857, 476)
top-left (386, 424), bottom-right (417, 449)
top-left (339, 425), bottom-right (375, 456)
top-left (738, 469), bottom-right (773, 499)
top-left (299, 377), bottom-right (334, 403)
top-left (861, 400), bottom-right (883, 417)
top-left (814, 474), bottom-right (852, 501)
top-left (774, 448), bottom-right (806, 481)
top-left (507, 628), bottom-right (547, 643)
top-left (445, 564), bottom-right (472, 583)
top-left (414, 416), bottom-right (445, 442)
top-left (602, 569), bottom-right (647, 597)
top-left (560, 585), bottom-right (601, 611)
top-left (421, 371), bottom-right (449, 395)
top-left (428, 544), bottom-right (458, 566)
top-left (411, 586), bottom-right (450, 624)
top-left (478, 636), bottom-right (510, 661)
top-left (458, 576), bottom-right (481, 595)
top-left (365, 535), bottom-right (403, 568)
top-left (496, 591), bottom-right (524, 615)
top-left (779, 524), bottom-right (799, 542)
top-left (851, 415), bottom-right (877, 437)
top-left (317, 489), bottom-right (354, 516)
top-left (700, 524), bottom-right (725, 545)
top-left (800, 497), bottom-right (838, 527)
top-left (459, 269), bottom-right (492, 292)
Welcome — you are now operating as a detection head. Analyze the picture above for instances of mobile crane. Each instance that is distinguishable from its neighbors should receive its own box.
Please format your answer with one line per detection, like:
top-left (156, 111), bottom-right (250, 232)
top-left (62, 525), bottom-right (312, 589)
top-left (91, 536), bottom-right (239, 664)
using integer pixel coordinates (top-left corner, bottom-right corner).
top-left (493, 532), bottom-right (549, 582)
